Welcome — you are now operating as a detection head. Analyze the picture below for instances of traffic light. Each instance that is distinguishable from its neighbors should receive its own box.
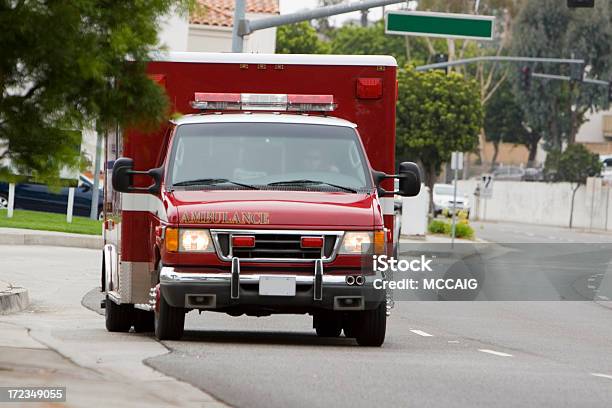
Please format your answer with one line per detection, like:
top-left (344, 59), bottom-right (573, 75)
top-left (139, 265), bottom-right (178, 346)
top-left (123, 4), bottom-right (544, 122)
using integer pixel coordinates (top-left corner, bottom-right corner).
top-left (520, 66), bottom-right (532, 90)
top-left (567, 0), bottom-right (594, 7)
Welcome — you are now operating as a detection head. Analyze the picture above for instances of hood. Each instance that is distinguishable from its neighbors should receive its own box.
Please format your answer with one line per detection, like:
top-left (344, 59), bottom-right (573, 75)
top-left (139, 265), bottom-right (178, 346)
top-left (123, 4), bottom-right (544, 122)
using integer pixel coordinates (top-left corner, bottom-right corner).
top-left (166, 190), bottom-right (378, 229)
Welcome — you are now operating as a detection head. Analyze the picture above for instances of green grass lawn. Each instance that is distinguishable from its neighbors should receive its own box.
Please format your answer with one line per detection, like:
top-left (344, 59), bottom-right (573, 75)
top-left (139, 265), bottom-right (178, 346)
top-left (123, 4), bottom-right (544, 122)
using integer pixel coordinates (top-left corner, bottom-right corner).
top-left (0, 209), bottom-right (102, 235)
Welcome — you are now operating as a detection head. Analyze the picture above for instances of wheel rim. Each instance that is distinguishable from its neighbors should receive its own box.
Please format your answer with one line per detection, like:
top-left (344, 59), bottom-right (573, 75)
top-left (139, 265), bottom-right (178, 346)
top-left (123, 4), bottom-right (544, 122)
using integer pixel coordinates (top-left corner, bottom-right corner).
top-left (0, 196), bottom-right (8, 209)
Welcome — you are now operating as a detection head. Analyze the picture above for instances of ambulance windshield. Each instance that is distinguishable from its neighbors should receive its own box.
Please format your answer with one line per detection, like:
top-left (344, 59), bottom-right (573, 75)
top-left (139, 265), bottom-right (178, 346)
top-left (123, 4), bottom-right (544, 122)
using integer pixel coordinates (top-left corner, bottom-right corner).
top-left (167, 122), bottom-right (372, 192)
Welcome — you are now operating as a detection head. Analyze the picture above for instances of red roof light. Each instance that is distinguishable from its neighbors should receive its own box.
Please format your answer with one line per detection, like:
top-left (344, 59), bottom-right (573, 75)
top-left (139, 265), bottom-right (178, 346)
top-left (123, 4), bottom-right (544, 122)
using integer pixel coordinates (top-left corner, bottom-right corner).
top-left (356, 78), bottom-right (383, 99)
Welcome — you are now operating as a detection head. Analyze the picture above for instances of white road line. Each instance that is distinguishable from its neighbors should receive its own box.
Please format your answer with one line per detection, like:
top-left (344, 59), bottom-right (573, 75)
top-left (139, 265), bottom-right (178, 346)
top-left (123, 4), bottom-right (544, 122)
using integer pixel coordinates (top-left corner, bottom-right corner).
top-left (478, 349), bottom-right (513, 357)
top-left (591, 373), bottom-right (612, 380)
top-left (410, 329), bottom-right (433, 337)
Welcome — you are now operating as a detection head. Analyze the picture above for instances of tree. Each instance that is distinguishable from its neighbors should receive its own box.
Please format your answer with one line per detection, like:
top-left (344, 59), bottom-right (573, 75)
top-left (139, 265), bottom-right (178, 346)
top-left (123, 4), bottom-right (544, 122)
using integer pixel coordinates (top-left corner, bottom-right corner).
top-left (276, 22), bottom-right (330, 54)
top-left (316, 0), bottom-right (344, 35)
top-left (484, 80), bottom-right (540, 168)
top-left (544, 144), bottom-right (601, 228)
top-left (0, 1), bottom-right (189, 185)
top-left (416, 0), bottom-right (523, 164)
top-left (511, 0), bottom-right (612, 148)
top-left (396, 67), bottom-right (483, 195)
top-left (330, 20), bottom-right (431, 67)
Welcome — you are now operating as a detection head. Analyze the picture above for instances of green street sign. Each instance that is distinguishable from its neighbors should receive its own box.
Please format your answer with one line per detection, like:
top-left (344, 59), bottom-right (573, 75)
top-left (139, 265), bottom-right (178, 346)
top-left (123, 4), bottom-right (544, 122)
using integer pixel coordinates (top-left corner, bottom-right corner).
top-left (385, 11), bottom-right (495, 41)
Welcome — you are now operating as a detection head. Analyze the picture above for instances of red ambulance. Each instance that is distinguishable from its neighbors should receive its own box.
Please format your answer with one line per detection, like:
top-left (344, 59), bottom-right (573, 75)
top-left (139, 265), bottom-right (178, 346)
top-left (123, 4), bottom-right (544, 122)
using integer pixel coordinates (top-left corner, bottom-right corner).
top-left (102, 52), bottom-right (421, 347)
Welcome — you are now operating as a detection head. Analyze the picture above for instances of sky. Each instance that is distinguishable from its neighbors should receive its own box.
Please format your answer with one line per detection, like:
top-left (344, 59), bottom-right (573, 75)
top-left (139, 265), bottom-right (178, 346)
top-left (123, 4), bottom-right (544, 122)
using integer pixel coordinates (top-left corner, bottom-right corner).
top-left (278, 0), bottom-right (414, 26)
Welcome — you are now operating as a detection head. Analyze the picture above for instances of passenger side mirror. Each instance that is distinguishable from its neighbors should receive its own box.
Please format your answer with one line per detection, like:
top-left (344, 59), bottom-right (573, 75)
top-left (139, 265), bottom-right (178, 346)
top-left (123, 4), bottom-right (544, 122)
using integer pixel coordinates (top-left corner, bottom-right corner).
top-left (112, 157), bottom-right (163, 194)
top-left (397, 162), bottom-right (421, 197)
top-left (372, 162), bottom-right (421, 197)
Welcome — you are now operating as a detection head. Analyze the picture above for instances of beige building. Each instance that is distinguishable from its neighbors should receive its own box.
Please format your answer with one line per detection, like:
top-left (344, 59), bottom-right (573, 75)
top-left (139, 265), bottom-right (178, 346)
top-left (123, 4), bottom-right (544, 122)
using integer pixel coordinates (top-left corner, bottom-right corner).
top-left (576, 108), bottom-right (612, 155)
top-left (188, 0), bottom-right (279, 53)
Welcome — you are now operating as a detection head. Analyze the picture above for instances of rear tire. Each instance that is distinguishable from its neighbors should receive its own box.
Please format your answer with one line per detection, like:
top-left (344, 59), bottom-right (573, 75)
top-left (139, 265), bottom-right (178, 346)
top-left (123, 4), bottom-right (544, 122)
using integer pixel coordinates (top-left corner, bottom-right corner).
top-left (342, 314), bottom-right (359, 338)
top-left (154, 293), bottom-right (185, 340)
top-left (314, 312), bottom-right (342, 337)
top-left (105, 297), bottom-right (134, 332)
top-left (355, 303), bottom-right (387, 347)
top-left (133, 309), bottom-right (155, 333)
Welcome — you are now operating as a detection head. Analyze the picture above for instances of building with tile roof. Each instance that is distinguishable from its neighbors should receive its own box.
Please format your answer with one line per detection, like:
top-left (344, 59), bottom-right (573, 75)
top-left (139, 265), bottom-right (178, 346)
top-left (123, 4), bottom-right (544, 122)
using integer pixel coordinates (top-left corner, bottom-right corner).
top-left (187, 0), bottom-right (279, 53)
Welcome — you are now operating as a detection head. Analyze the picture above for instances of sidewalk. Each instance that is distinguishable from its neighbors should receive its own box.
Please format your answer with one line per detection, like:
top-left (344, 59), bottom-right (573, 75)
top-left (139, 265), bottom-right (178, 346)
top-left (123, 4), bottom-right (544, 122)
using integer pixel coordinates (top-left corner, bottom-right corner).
top-left (0, 227), bottom-right (102, 249)
top-left (400, 234), bottom-right (485, 244)
top-left (0, 322), bottom-right (225, 408)
top-left (0, 245), bottom-right (226, 408)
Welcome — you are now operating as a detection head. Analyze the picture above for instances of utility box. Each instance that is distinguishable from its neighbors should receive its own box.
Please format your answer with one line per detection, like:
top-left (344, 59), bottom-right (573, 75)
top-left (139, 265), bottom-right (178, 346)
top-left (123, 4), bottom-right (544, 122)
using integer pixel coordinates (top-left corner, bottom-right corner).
top-left (401, 184), bottom-right (429, 236)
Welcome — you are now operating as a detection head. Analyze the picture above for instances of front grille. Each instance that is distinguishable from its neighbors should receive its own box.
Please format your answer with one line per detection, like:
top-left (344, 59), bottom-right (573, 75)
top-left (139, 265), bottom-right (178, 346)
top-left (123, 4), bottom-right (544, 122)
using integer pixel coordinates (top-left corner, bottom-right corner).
top-left (212, 230), bottom-right (341, 262)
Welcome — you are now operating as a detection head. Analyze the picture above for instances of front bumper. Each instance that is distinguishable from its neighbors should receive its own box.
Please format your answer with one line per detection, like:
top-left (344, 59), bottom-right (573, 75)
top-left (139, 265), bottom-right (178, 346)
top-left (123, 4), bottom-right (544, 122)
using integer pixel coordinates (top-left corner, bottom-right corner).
top-left (160, 266), bottom-right (386, 313)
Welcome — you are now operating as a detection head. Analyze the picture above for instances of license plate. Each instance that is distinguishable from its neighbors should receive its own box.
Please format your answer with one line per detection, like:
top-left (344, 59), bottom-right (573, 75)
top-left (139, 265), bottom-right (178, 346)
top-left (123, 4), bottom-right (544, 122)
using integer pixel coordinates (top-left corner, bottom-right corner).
top-left (259, 276), bottom-right (296, 297)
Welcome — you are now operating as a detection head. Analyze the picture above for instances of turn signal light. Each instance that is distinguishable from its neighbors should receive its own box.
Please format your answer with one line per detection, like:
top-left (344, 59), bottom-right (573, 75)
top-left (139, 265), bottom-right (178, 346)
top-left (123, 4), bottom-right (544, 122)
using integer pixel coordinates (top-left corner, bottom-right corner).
top-left (165, 228), bottom-right (179, 252)
top-left (374, 230), bottom-right (386, 254)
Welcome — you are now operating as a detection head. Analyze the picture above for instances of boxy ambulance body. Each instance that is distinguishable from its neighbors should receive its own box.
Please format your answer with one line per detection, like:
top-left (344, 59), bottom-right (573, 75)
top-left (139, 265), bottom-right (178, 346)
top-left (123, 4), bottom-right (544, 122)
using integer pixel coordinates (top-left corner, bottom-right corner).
top-left (103, 52), bottom-right (420, 346)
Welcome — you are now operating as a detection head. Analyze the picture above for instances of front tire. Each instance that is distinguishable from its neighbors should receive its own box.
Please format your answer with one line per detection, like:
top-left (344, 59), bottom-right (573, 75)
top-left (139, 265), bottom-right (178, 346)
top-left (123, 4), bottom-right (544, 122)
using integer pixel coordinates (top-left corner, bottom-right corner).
top-left (355, 303), bottom-right (387, 347)
top-left (105, 296), bottom-right (134, 332)
top-left (133, 309), bottom-right (155, 333)
top-left (154, 292), bottom-right (185, 340)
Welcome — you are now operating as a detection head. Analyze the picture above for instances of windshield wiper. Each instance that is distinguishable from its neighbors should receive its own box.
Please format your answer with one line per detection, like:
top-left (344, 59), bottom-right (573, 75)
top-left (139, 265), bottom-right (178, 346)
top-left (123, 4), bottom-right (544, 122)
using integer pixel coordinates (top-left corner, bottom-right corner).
top-left (173, 178), bottom-right (258, 190)
top-left (267, 179), bottom-right (357, 193)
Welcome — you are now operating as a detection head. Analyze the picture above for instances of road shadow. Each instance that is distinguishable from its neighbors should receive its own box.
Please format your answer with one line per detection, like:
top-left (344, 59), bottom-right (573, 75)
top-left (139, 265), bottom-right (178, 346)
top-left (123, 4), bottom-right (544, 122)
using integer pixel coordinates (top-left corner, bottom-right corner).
top-left (178, 329), bottom-right (357, 347)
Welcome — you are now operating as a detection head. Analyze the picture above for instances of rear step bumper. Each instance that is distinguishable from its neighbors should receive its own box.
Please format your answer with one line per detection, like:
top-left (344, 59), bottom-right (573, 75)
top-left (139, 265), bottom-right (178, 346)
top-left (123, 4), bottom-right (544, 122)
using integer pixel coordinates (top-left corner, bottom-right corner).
top-left (159, 266), bottom-right (385, 312)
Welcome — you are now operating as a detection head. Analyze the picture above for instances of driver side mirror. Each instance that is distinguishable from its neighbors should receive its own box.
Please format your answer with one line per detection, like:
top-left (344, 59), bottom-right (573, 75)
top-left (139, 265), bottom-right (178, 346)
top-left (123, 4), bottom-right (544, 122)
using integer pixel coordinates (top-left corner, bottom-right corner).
top-left (397, 162), bottom-right (421, 197)
top-left (112, 157), bottom-right (163, 194)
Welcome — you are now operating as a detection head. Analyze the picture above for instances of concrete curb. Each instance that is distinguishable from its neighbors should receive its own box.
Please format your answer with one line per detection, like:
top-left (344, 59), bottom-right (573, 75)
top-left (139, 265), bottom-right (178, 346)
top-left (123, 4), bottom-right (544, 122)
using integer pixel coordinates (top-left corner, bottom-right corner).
top-left (0, 281), bottom-right (29, 315)
top-left (0, 228), bottom-right (102, 250)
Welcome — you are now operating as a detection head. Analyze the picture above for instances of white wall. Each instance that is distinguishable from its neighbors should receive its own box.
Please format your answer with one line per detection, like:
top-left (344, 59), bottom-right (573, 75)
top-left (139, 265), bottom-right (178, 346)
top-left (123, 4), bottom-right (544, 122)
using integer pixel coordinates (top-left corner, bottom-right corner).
top-left (158, 9), bottom-right (189, 52)
top-left (458, 179), bottom-right (612, 230)
top-left (187, 13), bottom-right (277, 53)
top-left (401, 185), bottom-right (429, 236)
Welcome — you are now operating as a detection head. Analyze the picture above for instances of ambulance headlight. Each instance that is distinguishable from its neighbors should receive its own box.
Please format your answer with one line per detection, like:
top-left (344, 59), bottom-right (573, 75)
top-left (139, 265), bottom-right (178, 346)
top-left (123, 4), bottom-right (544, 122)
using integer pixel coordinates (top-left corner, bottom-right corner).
top-left (179, 229), bottom-right (214, 252)
top-left (340, 232), bottom-right (373, 254)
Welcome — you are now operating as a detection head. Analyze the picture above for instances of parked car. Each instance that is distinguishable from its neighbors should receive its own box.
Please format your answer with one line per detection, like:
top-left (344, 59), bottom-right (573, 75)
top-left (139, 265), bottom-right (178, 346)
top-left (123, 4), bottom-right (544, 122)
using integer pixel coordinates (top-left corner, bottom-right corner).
top-left (522, 167), bottom-right (544, 182)
top-left (492, 165), bottom-right (525, 181)
top-left (0, 174), bottom-right (103, 219)
top-left (432, 183), bottom-right (470, 217)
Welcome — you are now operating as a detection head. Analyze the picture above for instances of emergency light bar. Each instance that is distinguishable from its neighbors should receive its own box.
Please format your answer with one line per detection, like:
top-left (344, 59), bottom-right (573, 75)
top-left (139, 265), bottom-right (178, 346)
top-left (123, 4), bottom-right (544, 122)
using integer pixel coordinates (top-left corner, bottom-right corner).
top-left (191, 93), bottom-right (336, 112)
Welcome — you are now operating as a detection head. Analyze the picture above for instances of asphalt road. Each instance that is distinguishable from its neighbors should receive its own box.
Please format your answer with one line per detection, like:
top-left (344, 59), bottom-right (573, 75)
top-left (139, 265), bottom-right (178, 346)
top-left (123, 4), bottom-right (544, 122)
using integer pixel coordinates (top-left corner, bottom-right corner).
top-left (144, 222), bottom-right (612, 407)
top-left (3, 222), bottom-right (612, 408)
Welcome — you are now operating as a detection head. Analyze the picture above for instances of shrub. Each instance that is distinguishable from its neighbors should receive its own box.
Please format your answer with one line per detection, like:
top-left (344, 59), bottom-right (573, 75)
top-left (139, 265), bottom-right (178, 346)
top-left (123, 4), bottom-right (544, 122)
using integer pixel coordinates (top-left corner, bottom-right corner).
top-left (454, 223), bottom-right (475, 239)
top-left (428, 219), bottom-right (475, 239)
top-left (428, 219), bottom-right (450, 234)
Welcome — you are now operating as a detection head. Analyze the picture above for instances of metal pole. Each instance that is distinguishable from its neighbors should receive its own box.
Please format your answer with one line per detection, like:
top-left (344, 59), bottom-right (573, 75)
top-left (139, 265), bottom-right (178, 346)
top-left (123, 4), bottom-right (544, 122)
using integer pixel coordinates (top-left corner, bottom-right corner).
top-left (451, 166), bottom-right (458, 248)
top-left (232, 0), bottom-right (246, 53)
top-left (90, 130), bottom-right (103, 220)
top-left (241, 0), bottom-right (406, 35)
top-left (67, 187), bottom-right (75, 223)
top-left (415, 56), bottom-right (586, 72)
top-left (532, 72), bottom-right (609, 87)
top-left (7, 183), bottom-right (15, 218)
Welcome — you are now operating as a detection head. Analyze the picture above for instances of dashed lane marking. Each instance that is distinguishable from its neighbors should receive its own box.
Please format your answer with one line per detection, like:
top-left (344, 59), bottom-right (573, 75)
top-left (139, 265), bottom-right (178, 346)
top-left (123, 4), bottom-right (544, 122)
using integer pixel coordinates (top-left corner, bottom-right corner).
top-left (410, 329), bottom-right (433, 337)
top-left (478, 349), bottom-right (513, 357)
top-left (591, 373), bottom-right (612, 380)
